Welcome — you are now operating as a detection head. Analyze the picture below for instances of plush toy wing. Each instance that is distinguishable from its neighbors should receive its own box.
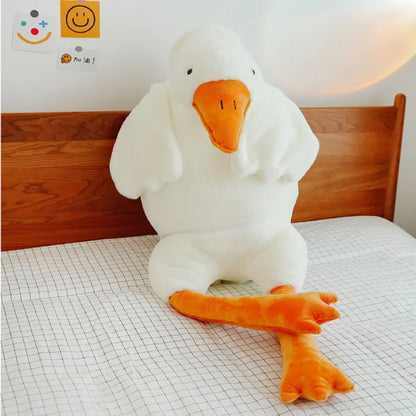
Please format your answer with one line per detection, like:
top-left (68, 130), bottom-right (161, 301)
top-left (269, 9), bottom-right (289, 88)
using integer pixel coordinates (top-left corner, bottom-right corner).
top-left (231, 85), bottom-right (319, 183)
top-left (110, 82), bottom-right (182, 199)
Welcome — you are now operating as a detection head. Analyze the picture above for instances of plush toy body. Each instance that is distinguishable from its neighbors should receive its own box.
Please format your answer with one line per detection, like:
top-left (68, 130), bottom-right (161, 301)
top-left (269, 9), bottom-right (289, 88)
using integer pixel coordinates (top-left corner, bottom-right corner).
top-left (110, 26), bottom-right (354, 402)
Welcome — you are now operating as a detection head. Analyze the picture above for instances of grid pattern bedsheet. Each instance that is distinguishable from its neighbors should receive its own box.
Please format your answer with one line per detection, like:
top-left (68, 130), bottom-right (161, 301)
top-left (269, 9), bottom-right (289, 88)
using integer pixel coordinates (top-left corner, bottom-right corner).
top-left (2, 216), bottom-right (416, 415)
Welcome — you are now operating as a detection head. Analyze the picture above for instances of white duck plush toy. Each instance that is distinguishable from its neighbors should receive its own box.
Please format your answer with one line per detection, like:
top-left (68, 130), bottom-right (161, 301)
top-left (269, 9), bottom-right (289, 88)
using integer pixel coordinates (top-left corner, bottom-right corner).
top-left (110, 25), bottom-right (354, 403)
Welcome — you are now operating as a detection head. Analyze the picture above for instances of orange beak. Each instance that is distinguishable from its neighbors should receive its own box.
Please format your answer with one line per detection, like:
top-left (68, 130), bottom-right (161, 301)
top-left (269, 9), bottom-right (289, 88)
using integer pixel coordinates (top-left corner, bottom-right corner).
top-left (192, 80), bottom-right (251, 153)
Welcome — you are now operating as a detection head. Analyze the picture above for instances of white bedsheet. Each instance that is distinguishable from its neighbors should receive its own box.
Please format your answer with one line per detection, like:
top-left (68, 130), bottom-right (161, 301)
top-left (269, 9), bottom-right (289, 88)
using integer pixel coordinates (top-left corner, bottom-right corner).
top-left (2, 216), bottom-right (416, 415)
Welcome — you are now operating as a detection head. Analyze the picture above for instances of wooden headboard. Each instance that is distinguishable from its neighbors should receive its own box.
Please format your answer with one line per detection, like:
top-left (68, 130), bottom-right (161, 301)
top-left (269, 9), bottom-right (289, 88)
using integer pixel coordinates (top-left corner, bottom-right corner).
top-left (1, 94), bottom-right (405, 251)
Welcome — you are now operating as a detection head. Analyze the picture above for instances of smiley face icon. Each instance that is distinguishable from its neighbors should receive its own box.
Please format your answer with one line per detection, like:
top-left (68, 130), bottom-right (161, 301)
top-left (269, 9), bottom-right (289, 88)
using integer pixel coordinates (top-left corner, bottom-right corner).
top-left (17, 10), bottom-right (52, 44)
top-left (12, 10), bottom-right (55, 52)
top-left (61, 53), bottom-right (72, 64)
top-left (66, 5), bottom-right (95, 33)
top-left (61, 1), bottom-right (100, 38)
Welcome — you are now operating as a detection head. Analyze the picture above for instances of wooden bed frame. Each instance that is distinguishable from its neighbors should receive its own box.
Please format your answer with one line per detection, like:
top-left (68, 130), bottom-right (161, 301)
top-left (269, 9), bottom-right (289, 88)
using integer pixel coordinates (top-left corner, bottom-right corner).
top-left (1, 94), bottom-right (406, 251)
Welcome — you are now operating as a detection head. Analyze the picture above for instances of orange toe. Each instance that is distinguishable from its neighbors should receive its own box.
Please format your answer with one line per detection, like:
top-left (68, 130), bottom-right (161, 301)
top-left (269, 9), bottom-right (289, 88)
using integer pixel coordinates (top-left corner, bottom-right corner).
top-left (280, 383), bottom-right (301, 403)
top-left (305, 380), bottom-right (332, 401)
top-left (296, 319), bottom-right (321, 334)
top-left (319, 292), bottom-right (338, 304)
top-left (334, 375), bottom-right (355, 393)
top-left (314, 306), bottom-right (340, 324)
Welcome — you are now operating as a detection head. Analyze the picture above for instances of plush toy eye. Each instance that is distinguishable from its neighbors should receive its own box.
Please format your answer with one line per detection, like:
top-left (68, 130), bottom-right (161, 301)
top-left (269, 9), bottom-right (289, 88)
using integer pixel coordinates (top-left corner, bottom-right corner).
top-left (187, 68), bottom-right (193, 75)
top-left (252, 69), bottom-right (256, 75)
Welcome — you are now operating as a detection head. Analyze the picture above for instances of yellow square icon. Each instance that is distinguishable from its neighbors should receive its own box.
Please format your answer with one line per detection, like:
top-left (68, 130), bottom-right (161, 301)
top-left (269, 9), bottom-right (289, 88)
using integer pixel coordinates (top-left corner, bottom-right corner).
top-left (61, 1), bottom-right (100, 38)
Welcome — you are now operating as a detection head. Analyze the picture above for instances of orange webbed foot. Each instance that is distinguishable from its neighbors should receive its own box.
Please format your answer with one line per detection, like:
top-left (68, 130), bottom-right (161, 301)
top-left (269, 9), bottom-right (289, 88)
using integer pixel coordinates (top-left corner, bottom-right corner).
top-left (169, 290), bottom-right (340, 334)
top-left (279, 336), bottom-right (354, 403)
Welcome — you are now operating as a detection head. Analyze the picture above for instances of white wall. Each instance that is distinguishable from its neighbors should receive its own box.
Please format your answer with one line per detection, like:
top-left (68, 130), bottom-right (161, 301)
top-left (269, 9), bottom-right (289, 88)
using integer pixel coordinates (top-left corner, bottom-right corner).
top-left (2, 0), bottom-right (415, 235)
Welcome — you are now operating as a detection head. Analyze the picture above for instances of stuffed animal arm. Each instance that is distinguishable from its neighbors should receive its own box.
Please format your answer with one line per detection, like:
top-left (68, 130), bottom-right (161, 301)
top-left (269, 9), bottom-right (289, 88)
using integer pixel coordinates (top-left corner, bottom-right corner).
top-left (230, 85), bottom-right (318, 183)
top-left (110, 25), bottom-right (354, 403)
top-left (110, 83), bottom-right (182, 199)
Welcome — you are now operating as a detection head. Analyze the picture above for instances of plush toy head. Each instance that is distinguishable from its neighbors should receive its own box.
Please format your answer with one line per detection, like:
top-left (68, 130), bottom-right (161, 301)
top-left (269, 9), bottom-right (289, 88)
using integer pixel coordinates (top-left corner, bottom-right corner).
top-left (169, 26), bottom-right (263, 153)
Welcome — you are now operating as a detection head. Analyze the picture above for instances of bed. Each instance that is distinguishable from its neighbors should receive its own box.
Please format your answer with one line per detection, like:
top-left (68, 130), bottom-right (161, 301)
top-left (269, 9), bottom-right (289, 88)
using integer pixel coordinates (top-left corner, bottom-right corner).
top-left (2, 94), bottom-right (416, 415)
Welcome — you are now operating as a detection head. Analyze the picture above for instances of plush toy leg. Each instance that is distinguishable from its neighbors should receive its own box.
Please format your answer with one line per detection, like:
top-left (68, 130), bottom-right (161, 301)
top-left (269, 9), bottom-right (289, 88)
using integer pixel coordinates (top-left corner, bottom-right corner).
top-left (169, 289), bottom-right (340, 335)
top-left (271, 286), bottom-right (354, 403)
